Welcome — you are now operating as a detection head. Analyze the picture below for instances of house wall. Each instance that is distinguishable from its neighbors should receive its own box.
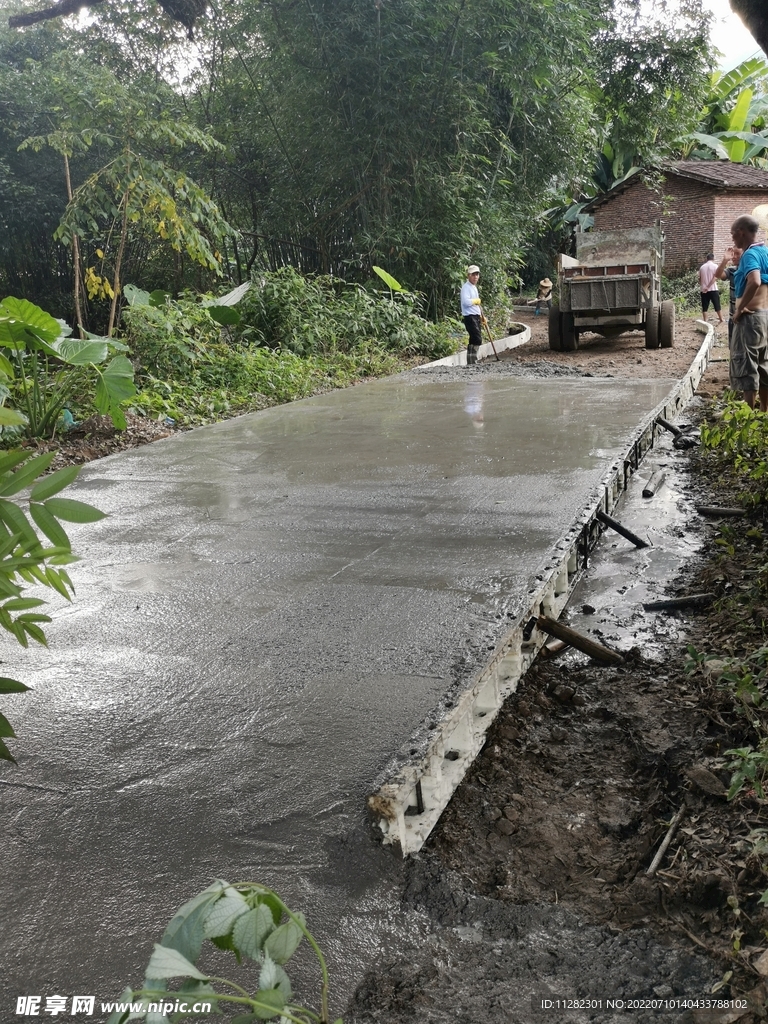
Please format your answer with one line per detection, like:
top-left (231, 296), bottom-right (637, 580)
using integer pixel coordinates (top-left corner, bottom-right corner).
top-left (714, 192), bottom-right (768, 257)
top-left (593, 178), bottom-right (768, 274)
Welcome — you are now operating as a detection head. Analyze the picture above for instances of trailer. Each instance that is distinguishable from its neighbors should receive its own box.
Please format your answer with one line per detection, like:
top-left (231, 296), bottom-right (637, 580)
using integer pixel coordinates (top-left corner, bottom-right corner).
top-left (549, 226), bottom-right (675, 352)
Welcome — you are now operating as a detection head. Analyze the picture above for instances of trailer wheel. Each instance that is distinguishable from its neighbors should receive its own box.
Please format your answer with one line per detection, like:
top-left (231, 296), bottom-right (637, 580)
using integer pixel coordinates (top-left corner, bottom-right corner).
top-left (548, 304), bottom-right (563, 351)
top-left (561, 312), bottom-right (578, 351)
top-left (645, 305), bottom-right (660, 349)
top-left (659, 300), bottom-right (675, 348)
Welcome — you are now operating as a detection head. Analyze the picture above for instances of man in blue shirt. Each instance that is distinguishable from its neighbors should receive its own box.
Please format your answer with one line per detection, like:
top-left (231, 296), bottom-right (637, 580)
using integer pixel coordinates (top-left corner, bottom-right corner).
top-left (460, 265), bottom-right (484, 365)
top-left (730, 214), bottom-right (768, 411)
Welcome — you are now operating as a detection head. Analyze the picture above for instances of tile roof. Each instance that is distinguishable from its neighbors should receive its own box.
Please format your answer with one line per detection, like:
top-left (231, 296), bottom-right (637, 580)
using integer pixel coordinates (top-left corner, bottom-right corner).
top-left (663, 160), bottom-right (768, 189)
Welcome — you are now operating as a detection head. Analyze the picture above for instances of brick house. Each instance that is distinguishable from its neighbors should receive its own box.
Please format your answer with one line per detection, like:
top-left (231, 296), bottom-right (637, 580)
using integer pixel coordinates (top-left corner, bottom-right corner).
top-left (583, 161), bottom-right (768, 275)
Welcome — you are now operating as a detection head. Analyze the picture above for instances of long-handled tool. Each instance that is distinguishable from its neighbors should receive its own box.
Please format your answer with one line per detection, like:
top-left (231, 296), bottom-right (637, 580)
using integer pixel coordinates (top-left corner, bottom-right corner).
top-left (481, 316), bottom-right (500, 361)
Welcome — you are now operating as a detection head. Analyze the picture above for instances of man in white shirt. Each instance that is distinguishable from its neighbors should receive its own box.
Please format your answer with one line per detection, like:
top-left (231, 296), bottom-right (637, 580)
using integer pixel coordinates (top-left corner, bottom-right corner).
top-left (699, 252), bottom-right (724, 325)
top-left (460, 265), bottom-right (483, 364)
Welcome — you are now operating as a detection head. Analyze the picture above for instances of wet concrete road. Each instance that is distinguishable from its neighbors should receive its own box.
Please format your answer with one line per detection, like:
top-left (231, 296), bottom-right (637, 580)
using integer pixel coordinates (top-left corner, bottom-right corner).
top-left (2, 372), bottom-right (675, 1017)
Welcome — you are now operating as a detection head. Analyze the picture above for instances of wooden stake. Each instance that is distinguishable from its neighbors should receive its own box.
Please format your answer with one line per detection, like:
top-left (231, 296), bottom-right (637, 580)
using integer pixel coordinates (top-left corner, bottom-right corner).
top-left (642, 469), bottom-right (666, 498)
top-left (643, 593), bottom-right (715, 611)
top-left (596, 510), bottom-right (649, 549)
top-left (647, 805), bottom-right (685, 877)
top-left (696, 505), bottom-right (745, 517)
top-left (536, 615), bottom-right (623, 665)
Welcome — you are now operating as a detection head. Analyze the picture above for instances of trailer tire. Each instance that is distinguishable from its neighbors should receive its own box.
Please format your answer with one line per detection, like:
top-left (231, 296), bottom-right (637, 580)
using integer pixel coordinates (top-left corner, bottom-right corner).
top-left (561, 312), bottom-right (578, 351)
top-left (645, 305), bottom-right (660, 349)
top-left (548, 304), bottom-right (563, 351)
top-left (659, 299), bottom-right (675, 348)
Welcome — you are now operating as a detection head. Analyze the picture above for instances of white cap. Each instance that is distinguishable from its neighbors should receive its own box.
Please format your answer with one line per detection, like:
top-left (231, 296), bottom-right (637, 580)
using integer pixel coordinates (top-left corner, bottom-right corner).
top-left (467, 265), bottom-right (480, 275)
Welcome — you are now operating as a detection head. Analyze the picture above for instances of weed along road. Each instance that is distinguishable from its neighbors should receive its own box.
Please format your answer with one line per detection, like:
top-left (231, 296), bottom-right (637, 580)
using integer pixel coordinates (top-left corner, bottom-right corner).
top-left (2, 368), bottom-right (678, 1014)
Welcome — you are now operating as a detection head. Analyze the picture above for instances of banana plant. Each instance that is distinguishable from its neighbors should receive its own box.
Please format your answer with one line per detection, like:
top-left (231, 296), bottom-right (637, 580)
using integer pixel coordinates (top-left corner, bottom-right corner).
top-left (685, 56), bottom-right (768, 165)
top-left (0, 297), bottom-right (136, 436)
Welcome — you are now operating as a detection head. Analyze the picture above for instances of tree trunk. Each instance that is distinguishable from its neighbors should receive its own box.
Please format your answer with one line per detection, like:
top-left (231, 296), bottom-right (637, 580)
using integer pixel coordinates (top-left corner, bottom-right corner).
top-left (63, 154), bottom-right (85, 337)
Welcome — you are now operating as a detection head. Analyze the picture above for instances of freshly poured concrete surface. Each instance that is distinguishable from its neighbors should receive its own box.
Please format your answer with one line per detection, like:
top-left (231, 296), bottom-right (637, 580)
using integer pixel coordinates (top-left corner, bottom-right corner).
top-left (2, 373), bottom-right (675, 1015)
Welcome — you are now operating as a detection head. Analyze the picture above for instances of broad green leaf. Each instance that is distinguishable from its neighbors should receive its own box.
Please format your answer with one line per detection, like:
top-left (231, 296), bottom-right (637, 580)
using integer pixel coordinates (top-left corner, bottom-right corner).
top-left (204, 890), bottom-right (249, 938)
top-left (372, 266), bottom-right (403, 292)
top-left (231, 1016), bottom-right (257, 1024)
top-left (160, 880), bottom-right (227, 963)
top-left (52, 337), bottom-right (109, 365)
top-left (0, 352), bottom-right (15, 378)
top-left (263, 919), bottom-right (303, 965)
top-left (29, 503), bottom-right (71, 550)
top-left (207, 305), bottom-right (240, 326)
top-left (0, 736), bottom-right (15, 763)
top-left (0, 453), bottom-right (56, 497)
top-left (207, 282), bottom-right (250, 306)
top-left (149, 290), bottom-right (172, 307)
top-left (0, 677), bottom-right (30, 693)
top-left (43, 498), bottom-right (107, 524)
top-left (145, 944), bottom-right (208, 981)
top-left (124, 284), bottom-right (151, 307)
top-left (30, 465), bottom-right (81, 502)
top-left (233, 904), bottom-right (275, 960)
top-left (0, 407), bottom-right (27, 426)
top-left (0, 712), bottom-right (16, 738)
top-left (2, 598), bottom-right (46, 611)
top-left (0, 297), bottom-right (62, 345)
top-left (95, 355), bottom-right (136, 428)
top-left (251, 990), bottom-right (285, 1020)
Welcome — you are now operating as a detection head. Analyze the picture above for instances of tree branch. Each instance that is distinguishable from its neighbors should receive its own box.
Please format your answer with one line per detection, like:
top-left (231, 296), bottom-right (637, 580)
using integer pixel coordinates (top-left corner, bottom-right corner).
top-left (8, 0), bottom-right (105, 28)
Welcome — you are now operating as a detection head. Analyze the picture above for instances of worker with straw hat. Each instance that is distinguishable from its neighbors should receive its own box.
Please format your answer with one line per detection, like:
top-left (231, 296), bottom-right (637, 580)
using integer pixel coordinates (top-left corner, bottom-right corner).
top-left (461, 265), bottom-right (484, 365)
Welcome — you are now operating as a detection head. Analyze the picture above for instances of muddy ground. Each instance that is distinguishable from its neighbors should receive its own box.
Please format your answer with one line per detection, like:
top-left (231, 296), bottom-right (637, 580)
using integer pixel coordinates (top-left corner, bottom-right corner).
top-left (347, 315), bottom-right (768, 1024)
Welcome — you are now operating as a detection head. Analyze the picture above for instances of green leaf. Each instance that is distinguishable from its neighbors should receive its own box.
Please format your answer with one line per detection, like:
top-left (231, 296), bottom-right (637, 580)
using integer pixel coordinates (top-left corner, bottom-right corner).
top-left (145, 944), bottom-right (208, 981)
top-left (0, 407), bottom-right (26, 427)
top-left (206, 282), bottom-right (250, 306)
top-left (51, 337), bottom-right (109, 365)
top-left (259, 955), bottom-right (291, 1000)
top-left (230, 1016), bottom-right (257, 1024)
top-left (0, 453), bottom-right (56, 497)
top-left (29, 503), bottom-right (71, 550)
top-left (160, 881), bottom-right (227, 963)
top-left (207, 306), bottom-right (240, 326)
top-left (149, 290), bottom-right (172, 307)
top-left (372, 266), bottom-right (403, 292)
top-left (124, 284), bottom-right (151, 307)
top-left (0, 499), bottom-right (40, 546)
top-left (233, 905), bottom-right (275, 960)
top-left (43, 566), bottom-right (73, 600)
top-left (263, 919), bottom-right (303, 965)
top-left (204, 890), bottom-right (249, 937)
top-left (95, 355), bottom-right (136, 428)
top-left (0, 297), bottom-right (62, 345)
top-left (22, 622), bottom-right (48, 646)
top-left (43, 498), bottom-right (107, 523)
top-left (2, 598), bottom-right (46, 611)
top-left (0, 677), bottom-right (30, 693)
top-left (0, 736), bottom-right (16, 763)
top-left (0, 451), bottom-right (34, 475)
top-left (0, 712), bottom-right (17, 738)
top-left (251, 990), bottom-right (285, 1020)
top-left (30, 465), bottom-right (81, 502)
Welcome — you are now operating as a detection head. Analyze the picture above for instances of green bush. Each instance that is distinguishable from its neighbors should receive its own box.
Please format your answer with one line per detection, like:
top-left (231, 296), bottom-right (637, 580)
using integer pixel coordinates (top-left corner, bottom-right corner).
top-left (662, 269), bottom-right (706, 316)
top-left (236, 267), bottom-right (455, 359)
top-left (121, 299), bottom-right (223, 381)
top-left (131, 343), bottom-right (405, 426)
